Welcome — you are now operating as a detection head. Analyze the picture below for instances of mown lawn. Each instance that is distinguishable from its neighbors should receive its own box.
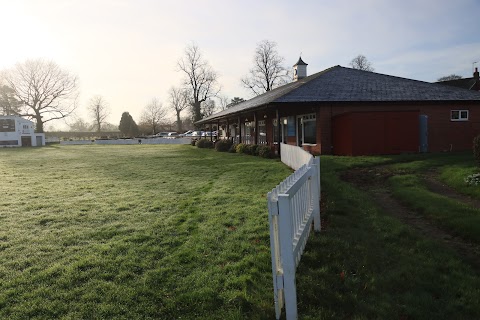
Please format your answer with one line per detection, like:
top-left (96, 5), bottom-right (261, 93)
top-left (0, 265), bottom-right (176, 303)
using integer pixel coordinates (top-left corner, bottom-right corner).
top-left (1, 146), bottom-right (479, 319)
top-left (0, 145), bottom-right (291, 319)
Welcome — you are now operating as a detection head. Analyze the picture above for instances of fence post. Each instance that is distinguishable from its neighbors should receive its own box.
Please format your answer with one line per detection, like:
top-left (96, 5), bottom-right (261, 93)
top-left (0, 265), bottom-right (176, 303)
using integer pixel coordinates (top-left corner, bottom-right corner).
top-left (268, 194), bottom-right (284, 320)
top-left (313, 157), bottom-right (321, 232)
top-left (278, 193), bottom-right (298, 320)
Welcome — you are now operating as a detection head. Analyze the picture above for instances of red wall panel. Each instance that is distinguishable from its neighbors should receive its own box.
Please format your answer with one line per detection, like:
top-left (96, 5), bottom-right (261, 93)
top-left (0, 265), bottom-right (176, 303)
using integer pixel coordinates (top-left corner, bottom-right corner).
top-left (333, 111), bottom-right (419, 156)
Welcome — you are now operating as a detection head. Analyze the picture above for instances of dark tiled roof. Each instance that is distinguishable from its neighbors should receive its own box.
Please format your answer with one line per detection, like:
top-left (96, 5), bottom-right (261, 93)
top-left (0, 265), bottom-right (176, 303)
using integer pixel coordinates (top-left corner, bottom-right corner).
top-left (197, 66), bottom-right (480, 124)
top-left (437, 78), bottom-right (476, 90)
top-left (293, 57), bottom-right (308, 66)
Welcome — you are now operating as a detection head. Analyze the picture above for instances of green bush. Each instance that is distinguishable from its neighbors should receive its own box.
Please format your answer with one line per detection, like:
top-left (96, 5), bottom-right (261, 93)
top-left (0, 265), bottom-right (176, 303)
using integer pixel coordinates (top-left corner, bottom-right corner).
top-left (257, 145), bottom-right (272, 158)
top-left (196, 139), bottom-right (214, 149)
top-left (228, 143), bottom-right (237, 153)
top-left (215, 139), bottom-right (233, 152)
top-left (244, 144), bottom-right (259, 155)
top-left (474, 135), bottom-right (480, 166)
top-left (236, 143), bottom-right (247, 154)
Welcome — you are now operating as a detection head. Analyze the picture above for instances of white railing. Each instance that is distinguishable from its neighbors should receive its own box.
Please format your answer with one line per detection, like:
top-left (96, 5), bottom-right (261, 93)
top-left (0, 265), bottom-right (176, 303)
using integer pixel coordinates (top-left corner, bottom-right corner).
top-left (60, 138), bottom-right (192, 145)
top-left (280, 143), bottom-right (314, 170)
top-left (267, 156), bottom-right (321, 320)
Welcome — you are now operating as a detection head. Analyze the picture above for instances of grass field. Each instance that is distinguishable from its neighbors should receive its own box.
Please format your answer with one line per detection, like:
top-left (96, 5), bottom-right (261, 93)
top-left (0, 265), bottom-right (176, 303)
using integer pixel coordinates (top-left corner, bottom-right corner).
top-left (1, 146), bottom-right (479, 319)
top-left (0, 145), bottom-right (291, 319)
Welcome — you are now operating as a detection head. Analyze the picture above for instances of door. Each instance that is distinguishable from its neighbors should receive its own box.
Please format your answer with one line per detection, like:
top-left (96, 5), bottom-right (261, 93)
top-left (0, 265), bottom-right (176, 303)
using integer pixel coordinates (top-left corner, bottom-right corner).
top-left (419, 115), bottom-right (428, 153)
top-left (36, 136), bottom-right (43, 146)
top-left (21, 136), bottom-right (32, 147)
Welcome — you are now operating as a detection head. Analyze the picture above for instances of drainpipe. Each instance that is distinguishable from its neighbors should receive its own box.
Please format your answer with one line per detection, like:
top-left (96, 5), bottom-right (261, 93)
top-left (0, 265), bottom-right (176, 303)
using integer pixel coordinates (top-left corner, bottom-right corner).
top-left (276, 108), bottom-right (281, 158)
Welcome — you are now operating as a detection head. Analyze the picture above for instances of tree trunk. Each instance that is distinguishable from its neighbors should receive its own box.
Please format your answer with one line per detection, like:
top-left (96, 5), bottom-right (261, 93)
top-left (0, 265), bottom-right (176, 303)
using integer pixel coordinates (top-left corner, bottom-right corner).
top-left (176, 112), bottom-right (182, 132)
top-left (35, 114), bottom-right (44, 133)
top-left (193, 101), bottom-right (202, 124)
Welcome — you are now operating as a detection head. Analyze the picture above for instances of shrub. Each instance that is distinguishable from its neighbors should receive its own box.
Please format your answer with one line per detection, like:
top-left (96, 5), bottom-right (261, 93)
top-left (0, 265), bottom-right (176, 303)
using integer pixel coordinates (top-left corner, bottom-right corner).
top-left (465, 173), bottom-right (480, 186)
top-left (196, 139), bottom-right (214, 148)
top-left (244, 144), bottom-right (259, 155)
top-left (215, 139), bottom-right (233, 152)
top-left (191, 139), bottom-right (197, 146)
top-left (474, 135), bottom-right (480, 166)
top-left (257, 145), bottom-right (272, 158)
top-left (229, 143), bottom-right (237, 153)
top-left (236, 143), bottom-right (247, 154)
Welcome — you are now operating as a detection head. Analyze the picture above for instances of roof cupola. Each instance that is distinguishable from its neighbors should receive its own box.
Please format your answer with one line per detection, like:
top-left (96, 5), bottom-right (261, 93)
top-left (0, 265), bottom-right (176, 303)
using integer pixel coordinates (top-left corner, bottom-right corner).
top-left (293, 56), bottom-right (308, 81)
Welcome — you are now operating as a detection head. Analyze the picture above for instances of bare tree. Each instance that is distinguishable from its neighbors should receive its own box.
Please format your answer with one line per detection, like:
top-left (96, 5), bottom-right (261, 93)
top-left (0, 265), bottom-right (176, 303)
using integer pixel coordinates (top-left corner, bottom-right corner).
top-left (349, 54), bottom-right (374, 72)
top-left (69, 117), bottom-right (91, 132)
top-left (437, 74), bottom-right (463, 82)
top-left (88, 95), bottom-right (110, 132)
top-left (217, 94), bottom-right (230, 111)
top-left (177, 43), bottom-right (220, 124)
top-left (241, 40), bottom-right (290, 96)
top-left (4, 59), bottom-right (79, 132)
top-left (140, 98), bottom-right (167, 135)
top-left (201, 99), bottom-right (217, 118)
top-left (168, 86), bottom-right (189, 132)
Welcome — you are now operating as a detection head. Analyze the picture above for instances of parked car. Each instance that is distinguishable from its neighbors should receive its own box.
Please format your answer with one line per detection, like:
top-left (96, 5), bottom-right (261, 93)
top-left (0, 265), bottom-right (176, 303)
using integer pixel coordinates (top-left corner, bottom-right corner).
top-left (167, 132), bottom-right (179, 138)
top-left (191, 131), bottom-right (205, 137)
top-left (201, 131), bottom-right (218, 137)
top-left (154, 132), bottom-right (169, 137)
top-left (181, 130), bottom-right (194, 137)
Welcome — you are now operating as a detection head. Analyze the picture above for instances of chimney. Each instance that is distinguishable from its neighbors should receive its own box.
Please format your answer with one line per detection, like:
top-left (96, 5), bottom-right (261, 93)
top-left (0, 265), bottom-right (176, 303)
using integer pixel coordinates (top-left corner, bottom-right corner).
top-left (293, 57), bottom-right (308, 81)
top-left (474, 67), bottom-right (479, 81)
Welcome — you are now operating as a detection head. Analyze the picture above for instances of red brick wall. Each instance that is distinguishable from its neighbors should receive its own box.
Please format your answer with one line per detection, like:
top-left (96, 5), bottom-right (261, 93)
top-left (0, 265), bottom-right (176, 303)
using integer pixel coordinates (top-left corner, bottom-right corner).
top-left (256, 102), bottom-right (480, 156)
top-left (320, 103), bottom-right (480, 154)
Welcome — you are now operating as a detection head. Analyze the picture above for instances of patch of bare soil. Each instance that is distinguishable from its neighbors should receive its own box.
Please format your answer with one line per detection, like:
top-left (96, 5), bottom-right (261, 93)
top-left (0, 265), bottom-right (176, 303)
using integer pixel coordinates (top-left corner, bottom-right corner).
top-left (341, 167), bottom-right (480, 271)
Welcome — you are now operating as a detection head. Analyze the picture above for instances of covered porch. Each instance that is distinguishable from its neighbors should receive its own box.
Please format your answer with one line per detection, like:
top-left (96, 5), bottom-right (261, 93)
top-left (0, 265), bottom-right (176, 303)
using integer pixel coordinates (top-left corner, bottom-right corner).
top-left (197, 103), bottom-right (321, 156)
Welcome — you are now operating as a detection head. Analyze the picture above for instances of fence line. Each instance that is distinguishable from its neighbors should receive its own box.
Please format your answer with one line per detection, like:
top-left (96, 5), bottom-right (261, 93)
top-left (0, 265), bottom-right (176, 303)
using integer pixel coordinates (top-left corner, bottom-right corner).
top-left (280, 143), bottom-right (314, 170)
top-left (60, 138), bottom-right (191, 145)
top-left (267, 156), bottom-right (321, 319)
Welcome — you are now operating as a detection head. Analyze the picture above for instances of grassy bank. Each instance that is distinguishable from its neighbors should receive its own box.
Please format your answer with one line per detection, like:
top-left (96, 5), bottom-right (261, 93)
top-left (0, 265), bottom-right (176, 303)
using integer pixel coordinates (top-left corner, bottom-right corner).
top-left (297, 153), bottom-right (480, 319)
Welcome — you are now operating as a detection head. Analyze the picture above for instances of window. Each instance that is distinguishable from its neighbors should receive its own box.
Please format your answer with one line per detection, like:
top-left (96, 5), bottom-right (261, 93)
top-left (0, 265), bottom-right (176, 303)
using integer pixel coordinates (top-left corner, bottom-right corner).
top-left (272, 118), bottom-right (287, 144)
top-left (297, 113), bottom-right (317, 146)
top-left (258, 120), bottom-right (266, 144)
top-left (451, 110), bottom-right (469, 121)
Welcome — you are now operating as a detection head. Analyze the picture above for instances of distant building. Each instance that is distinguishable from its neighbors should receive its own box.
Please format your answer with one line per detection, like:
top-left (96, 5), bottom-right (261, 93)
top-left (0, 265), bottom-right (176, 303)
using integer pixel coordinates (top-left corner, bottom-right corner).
top-left (0, 116), bottom-right (45, 147)
top-left (437, 68), bottom-right (480, 91)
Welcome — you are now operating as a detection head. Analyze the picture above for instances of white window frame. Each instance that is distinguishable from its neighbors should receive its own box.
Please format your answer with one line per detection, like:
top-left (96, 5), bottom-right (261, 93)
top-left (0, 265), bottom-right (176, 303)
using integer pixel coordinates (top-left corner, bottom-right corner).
top-left (451, 110), bottom-right (469, 121)
top-left (297, 113), bottom-right (317, 146)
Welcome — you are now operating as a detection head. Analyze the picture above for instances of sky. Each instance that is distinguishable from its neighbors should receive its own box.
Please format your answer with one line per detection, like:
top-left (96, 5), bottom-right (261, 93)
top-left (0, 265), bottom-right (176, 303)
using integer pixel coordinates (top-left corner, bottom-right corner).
top-left (1, 0), bottom-right (479, 130)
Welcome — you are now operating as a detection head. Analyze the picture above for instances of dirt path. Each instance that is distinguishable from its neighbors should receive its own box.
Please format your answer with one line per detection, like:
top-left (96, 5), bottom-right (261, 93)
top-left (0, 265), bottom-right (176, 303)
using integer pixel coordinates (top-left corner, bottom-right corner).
top-left (422, 171), bottom-right (480, 209)
top-left (341, 167), bottom-right (480, 271)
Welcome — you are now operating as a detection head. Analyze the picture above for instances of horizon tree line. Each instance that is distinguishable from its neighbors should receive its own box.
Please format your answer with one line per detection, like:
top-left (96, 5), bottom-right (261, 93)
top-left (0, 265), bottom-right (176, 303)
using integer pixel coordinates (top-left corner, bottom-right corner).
top-left (1, 48), bottom-right (467, 133)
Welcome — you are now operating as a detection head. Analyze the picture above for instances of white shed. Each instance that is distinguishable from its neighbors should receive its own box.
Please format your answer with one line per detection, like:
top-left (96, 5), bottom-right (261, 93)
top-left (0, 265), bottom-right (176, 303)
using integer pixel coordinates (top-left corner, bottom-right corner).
top-left (0, 116), bottom-right (45, 147)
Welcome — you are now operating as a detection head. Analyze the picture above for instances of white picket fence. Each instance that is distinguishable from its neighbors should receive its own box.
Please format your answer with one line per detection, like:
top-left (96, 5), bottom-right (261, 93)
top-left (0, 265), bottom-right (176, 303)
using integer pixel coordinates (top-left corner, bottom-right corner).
top-left (267, 156), bottom-right (321, 319)
top-left (280, 143), bottom-right (314, 171)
